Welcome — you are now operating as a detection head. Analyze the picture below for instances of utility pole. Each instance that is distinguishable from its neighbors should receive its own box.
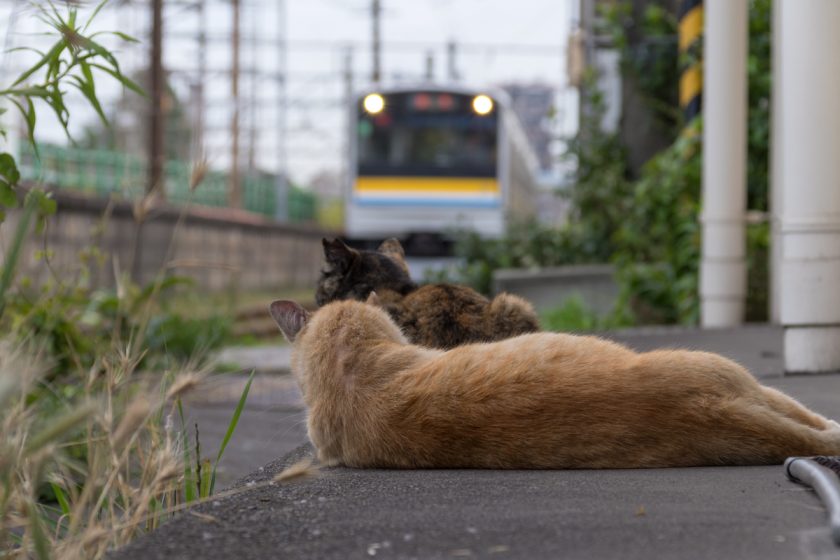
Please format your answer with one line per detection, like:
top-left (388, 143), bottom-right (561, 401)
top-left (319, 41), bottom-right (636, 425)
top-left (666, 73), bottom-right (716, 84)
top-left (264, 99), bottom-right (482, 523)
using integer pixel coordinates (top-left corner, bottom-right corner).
top-left (343, 47), bottom-right (354, 209)
top-left (229, 0), bottom-right (242, 208)
top-left (371, 0), bottom-right (381, 83)
top-left (425, 51), bottom-right (434, 82)
top-left (447, 40), bottom-right (459, 81)
top-left (148, 0), bottom-right (164, 196)
top-left (192, 0), bottom-right (206, 162)
top-left (248, 1), bottom-right (258, 172)
top-left (344, 48), bottom-right (354, 123)
top-left (274, 0), bottom-right (288, 222)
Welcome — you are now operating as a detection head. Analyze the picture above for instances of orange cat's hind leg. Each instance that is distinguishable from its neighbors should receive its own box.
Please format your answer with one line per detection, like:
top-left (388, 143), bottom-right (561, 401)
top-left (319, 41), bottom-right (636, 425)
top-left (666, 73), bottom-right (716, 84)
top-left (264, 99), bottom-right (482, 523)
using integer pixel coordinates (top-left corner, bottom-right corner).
top-left (759, 386), bottom-right (835, 431)
top-left (717, 396), bottom-right (840, 463)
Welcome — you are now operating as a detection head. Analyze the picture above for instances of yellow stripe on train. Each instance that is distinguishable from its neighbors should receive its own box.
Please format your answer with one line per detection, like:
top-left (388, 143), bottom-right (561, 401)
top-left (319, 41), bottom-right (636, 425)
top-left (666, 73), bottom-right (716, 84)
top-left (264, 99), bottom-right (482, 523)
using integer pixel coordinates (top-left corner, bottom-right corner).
top-left (354, 176), bottom-right (500, 193)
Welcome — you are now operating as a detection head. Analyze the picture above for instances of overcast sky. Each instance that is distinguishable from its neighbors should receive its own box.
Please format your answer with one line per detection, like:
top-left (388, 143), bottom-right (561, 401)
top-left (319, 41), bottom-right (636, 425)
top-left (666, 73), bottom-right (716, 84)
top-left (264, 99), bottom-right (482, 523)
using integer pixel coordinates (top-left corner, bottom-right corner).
top-left (0, 0), bottom-right (578, 185)
top-left (284, 0), bottom-right (577, 182)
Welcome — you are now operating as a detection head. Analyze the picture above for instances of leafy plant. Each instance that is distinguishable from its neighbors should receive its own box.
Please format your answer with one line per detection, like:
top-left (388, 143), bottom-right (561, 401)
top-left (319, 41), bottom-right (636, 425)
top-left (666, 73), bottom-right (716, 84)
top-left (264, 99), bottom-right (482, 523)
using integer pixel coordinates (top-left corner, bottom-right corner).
top-left (561, 70), bottom-right (633, 261)
top-left (0, 4), bottom-right (256, 559)
top-left (427, 220), bottom-right (603, 295)
top-left (439, 0), bottom-right (773, 325)
top-left (609, 0), bottom-right (771, 323)
top-left (0, 0), bottom-right (142, 322)
top-left (0, 1), bottom-right (142, 312)
top-left (6, 270), bottom-right (231, 377)
top-left (613, 121), bottom-right (702, 324)
top-left (746, 0), bottom-right (771, 212)
top-left (145, 313), bottom-right (232, 364)
top-left (597, 0), bottom-right (679, 130)
top-left (541, 296), bottom-right (601, 332)
top-left (1, 0), bottom-right (143, 151)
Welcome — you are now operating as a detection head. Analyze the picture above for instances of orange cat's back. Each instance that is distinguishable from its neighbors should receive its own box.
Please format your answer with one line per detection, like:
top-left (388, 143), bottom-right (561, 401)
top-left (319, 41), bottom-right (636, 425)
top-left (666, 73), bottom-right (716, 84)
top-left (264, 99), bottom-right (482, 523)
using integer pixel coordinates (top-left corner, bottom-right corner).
top-left (272, 299), bottom-right (840, 470)
top-left (362, 334), bottom-right (840, 469)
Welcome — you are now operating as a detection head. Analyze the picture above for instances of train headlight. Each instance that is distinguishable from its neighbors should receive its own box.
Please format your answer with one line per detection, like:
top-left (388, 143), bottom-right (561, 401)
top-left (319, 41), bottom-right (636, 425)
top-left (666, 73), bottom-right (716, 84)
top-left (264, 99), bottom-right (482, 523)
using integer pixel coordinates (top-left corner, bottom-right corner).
top-left (363, 93), bottom-right (385, 114)
top-left (472, 94), bottom-right (494, 115)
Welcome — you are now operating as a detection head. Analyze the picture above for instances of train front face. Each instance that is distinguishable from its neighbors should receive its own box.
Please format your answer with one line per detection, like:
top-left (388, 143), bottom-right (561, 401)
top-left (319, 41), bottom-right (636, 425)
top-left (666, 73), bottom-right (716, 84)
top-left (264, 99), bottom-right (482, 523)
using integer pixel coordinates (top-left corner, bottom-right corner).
top-left (347, 89), bottom-right (504, 246)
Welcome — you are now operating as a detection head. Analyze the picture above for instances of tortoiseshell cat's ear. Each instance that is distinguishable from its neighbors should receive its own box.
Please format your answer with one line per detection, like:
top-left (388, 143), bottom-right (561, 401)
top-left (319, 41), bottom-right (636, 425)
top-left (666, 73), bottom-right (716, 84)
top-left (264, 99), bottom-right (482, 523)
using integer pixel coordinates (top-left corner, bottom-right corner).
top-left (377, 238), bottom-right (405, 258)
top-left (322, 238), bottom-right (358, 272)
top-left (269, 300), bottom-right (311, 342)
top-left (377, 238), bottom-right (409, 273)
top-left (365, 291), bottom-right (382, 307)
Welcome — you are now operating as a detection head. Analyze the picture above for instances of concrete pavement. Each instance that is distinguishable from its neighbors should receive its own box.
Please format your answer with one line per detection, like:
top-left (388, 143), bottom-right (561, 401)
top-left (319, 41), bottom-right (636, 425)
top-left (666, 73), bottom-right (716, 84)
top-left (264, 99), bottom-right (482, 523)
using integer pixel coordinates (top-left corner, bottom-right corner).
top-left (114, 325), bottom-right (840, 559)
top-left (214, 344), bottom-right (293, 376)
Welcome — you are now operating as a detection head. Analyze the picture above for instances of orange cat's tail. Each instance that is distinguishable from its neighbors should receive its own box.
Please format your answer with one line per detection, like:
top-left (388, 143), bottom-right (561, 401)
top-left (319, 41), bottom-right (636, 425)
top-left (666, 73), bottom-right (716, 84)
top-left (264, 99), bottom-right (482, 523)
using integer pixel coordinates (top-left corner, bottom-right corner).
top-left (486, 293), bottom-right (541, 335)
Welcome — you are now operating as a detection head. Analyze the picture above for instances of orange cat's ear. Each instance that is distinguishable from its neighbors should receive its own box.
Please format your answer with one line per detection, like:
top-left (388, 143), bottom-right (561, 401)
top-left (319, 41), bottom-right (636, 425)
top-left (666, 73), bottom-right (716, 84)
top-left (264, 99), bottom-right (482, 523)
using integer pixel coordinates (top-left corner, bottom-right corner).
top-left (366, 291), bottom-right (381, 307)
top-left (269, 300), bottom-right (311, 342)
top-left (322, 238), bottom-right (358, 272)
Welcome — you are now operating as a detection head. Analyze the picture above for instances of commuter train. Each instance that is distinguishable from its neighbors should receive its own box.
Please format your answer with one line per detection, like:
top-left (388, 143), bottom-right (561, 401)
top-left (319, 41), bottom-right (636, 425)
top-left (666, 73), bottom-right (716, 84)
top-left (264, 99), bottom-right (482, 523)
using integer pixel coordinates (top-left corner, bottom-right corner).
top-left (345, 85), bottom-right (539, 253)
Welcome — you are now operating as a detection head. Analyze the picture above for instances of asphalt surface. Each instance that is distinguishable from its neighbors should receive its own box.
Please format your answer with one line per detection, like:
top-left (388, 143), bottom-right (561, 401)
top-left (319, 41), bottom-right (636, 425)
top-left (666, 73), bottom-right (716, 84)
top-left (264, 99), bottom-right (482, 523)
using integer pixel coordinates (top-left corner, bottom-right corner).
top-left (183, 373), bottom-right (305, 489)
top-left (114, 325), bottom-right (840, 560)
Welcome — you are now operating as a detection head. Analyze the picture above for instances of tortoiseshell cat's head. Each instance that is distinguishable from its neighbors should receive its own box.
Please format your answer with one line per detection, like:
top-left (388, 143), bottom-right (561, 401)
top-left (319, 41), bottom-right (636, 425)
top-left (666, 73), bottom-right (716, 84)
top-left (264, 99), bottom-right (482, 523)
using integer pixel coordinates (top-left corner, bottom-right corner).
top-left (315, 238), bottom-right (418, 307)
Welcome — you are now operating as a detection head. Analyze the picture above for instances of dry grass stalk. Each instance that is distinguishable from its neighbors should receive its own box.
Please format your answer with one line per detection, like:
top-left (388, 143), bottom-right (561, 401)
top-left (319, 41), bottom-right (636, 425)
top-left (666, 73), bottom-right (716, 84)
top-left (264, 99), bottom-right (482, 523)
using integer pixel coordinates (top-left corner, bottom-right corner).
top-left (131, 189), bottom-right (161, 225)
top-left (0, 337), bottom-right (197, 559)
top-left (190, 156), bottom-right (209, 193)
top-left (273, 457), bottom-right (319, 483)
top-left (165, 372), bottom-right (203, 401)
top-left (189, 510), bottom-right (220, 523)
top-left (111, 396), bottom-right (152, 451)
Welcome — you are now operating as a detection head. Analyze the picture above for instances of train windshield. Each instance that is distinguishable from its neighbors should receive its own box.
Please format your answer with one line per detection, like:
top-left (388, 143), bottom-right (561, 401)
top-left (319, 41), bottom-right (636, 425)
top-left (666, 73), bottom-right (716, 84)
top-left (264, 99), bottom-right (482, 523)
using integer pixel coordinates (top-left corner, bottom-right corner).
top-left (357, 92), bottom-right (498, 178)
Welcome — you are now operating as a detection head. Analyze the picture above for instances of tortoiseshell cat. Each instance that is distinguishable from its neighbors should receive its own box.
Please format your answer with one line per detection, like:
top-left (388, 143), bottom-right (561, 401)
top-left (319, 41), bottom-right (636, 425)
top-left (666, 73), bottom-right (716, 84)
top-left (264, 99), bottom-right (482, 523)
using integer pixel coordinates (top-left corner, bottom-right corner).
top-left (270, 297), bottom-right (840, 469)
top-left (315, 238), bottom-right (539, 349)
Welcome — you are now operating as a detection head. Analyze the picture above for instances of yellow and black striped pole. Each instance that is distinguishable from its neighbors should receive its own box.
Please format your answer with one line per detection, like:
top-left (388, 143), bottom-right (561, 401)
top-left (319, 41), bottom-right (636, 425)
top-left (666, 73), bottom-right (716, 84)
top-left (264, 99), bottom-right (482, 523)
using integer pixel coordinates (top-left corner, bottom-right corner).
top-left (678, 0), bottom-right (703, 125)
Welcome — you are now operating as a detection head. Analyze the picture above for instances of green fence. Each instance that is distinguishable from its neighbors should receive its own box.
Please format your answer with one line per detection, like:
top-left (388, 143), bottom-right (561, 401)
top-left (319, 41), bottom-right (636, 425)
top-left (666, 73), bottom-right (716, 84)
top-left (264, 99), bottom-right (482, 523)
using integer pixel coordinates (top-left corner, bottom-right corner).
top-left (16, 143), bottom-right (317, 222)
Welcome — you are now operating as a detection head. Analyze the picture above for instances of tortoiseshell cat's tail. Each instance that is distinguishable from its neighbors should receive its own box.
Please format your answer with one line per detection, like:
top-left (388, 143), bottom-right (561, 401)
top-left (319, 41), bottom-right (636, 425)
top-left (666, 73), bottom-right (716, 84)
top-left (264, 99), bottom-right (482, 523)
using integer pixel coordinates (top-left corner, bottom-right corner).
top-left (486, 293), bottom-right (541, 336)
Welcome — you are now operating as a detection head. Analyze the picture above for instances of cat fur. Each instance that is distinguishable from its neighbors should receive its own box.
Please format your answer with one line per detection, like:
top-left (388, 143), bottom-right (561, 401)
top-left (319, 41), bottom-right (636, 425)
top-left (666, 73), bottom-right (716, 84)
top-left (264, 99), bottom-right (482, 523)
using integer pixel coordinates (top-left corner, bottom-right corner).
top-left (315, 238), bottom-right (540, 349)
top-left (270, 297), bottom-right (840, 469)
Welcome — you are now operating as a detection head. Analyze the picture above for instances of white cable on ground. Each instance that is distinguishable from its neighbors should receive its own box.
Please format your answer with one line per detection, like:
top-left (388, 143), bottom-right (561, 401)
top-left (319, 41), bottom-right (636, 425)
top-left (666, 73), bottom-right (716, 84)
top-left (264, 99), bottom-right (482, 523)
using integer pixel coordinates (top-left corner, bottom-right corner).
top-left (785, 456), bottom-right (840, 545)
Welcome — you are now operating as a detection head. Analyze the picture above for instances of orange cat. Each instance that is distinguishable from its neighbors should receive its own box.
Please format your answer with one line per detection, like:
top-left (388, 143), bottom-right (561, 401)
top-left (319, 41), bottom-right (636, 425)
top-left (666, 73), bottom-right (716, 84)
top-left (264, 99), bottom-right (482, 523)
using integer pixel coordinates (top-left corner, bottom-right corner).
top-left (270, 297), bottom-right (840, 469)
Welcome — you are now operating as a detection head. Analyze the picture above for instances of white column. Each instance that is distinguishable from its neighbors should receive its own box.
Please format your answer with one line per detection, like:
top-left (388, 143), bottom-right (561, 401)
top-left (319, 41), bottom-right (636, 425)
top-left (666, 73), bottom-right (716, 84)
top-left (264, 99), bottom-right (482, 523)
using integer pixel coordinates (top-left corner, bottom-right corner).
top-left (777, 0), bottom-right (840, 373)
top-left (700, 0), bottom-right (748, 327)
top-left (768, 0), bottom-right (783, 324)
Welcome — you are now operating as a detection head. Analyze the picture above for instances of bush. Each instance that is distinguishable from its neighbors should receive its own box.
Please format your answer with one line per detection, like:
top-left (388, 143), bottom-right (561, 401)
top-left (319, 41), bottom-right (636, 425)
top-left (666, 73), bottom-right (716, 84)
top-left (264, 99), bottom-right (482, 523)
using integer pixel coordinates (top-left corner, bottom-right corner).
top-left (6, 274), bottom-right (232, 377)
top-left (145, 312), bottom-right (231, 362)
top-left (541, 296), bottom-right (601, 332)
top-left (0, 5), bottom-right (251, 557)
top-left (588, 0), bottom-right (770, 324)
top-left (437, 0), bottom-right (772, 325)
top-left (613, 123), bottom-right (702, 324)
top-left (428, 221), bottom-right (604, 295)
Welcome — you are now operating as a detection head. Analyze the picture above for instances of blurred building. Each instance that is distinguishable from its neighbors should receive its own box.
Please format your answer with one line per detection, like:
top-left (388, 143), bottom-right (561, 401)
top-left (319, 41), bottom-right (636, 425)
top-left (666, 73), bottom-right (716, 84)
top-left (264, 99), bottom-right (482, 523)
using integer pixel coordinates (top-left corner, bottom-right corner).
top-left (500, 83), bottom-right (570, 225)
top-left (500, 83), bottom-right (555, 173)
